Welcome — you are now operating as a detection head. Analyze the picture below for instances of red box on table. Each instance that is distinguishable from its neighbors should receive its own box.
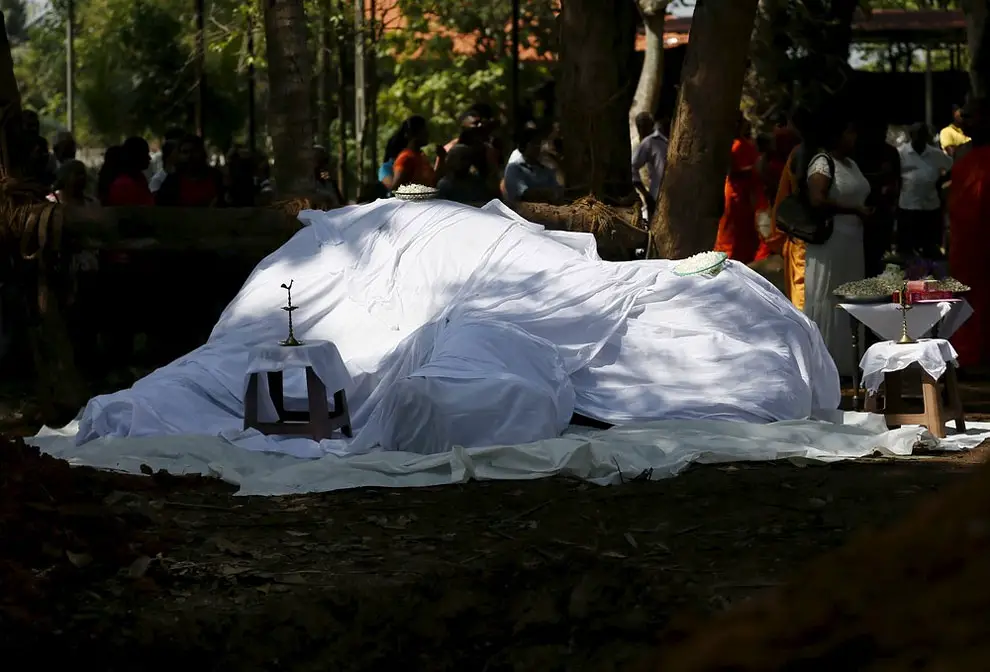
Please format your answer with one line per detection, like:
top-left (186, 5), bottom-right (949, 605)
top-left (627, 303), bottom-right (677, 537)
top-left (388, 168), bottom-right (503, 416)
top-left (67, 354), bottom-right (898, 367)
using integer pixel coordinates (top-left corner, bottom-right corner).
top-left (892, 290), bottom-right (954, 303)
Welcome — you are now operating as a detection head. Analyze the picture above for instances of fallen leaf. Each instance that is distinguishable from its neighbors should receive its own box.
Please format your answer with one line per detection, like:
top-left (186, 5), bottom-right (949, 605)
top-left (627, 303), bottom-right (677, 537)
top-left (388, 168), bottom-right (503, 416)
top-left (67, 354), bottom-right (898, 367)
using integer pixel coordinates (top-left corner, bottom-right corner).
top-left (602, 551), bottom-right (627, 559)
top-left (128, 556), bottom-right (153, 578)
top-left (624, 532), bottom-right (639, 549)
top-left (277, 573), bottom-right (308, 585)
top-left (220, 564), bottom-right (250, 576)
top-left (212, 537), bottom-right (246, 556)
top-left (66, 551), bottom-right (93, 568)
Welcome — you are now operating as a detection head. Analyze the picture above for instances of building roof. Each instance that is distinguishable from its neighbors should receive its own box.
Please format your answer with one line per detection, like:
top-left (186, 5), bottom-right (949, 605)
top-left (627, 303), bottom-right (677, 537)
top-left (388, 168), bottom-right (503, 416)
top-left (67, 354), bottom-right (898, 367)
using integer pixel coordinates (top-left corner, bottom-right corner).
top-left (373, 5), bottom-right (965, 62)
top-left (376, 0), bottom-right (554, 62)
top-left (659, 8), bottom-right (966, 49)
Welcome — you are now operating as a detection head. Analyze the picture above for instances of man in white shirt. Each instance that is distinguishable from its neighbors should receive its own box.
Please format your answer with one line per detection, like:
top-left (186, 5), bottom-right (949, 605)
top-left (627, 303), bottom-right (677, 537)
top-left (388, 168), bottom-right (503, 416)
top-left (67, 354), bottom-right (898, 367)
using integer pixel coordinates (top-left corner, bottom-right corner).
top-left (502, 126), bottom-right (562, 205)
top-left (631, 113), bottom-right (669, 219)
top-left (897, 123), bottom-right (952, 259)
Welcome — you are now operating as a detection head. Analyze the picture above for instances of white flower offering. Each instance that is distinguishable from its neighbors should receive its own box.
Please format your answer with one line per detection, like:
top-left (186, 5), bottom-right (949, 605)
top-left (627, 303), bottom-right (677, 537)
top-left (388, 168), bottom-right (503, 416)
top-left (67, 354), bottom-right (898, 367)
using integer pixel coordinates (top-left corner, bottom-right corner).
top-left (673, 251), bottom-right (729, 277)
top-left (394, 184), bottom-right (440, 201)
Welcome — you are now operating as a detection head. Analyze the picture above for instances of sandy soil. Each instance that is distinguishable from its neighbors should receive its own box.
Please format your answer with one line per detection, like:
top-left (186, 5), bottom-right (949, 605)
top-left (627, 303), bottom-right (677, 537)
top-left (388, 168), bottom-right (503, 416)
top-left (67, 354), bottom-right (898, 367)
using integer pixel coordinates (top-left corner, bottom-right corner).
top-left (1, 432), bottom-right (986, 671)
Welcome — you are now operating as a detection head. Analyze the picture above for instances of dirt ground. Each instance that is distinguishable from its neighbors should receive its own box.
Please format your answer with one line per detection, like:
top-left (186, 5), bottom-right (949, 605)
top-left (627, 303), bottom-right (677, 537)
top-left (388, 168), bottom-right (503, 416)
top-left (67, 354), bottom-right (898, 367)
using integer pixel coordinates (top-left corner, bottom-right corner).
top-left (2, 378), bottom-right (989, 670)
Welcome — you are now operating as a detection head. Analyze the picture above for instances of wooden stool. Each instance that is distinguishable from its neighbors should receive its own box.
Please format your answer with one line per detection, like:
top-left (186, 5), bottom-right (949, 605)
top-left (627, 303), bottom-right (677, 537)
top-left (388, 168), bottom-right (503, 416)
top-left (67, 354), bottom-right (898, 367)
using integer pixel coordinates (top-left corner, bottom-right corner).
top-left (865, 364), bottom-right (966, 439)
top-left (243, 341), bottom-right (353, 441)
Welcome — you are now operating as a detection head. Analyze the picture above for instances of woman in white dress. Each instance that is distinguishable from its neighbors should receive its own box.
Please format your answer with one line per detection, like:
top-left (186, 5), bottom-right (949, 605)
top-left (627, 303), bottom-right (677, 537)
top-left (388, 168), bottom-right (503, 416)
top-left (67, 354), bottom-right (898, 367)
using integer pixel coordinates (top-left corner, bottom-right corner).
top-left (804, 117), bottom-right (874, 377)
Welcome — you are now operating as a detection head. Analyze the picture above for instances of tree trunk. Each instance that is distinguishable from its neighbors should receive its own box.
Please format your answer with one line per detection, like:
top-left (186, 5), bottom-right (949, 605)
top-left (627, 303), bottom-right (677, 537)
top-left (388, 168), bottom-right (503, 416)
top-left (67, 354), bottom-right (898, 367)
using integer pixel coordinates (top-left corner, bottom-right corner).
top-left (0, 10), bottom-right (26, 178)
top-left (628, 0), bottom-right (670, 151)
top-left (0, 13), bottom-right (88, 422)
top-left (558, 0), bottom-right (638, 201)
top-left (650, 0), bottom-right (760, 259)
top-left (335, 0), bottom-right (349, 200)
top-left (317, 2), bottom-right (332, 148)
top-left (744, 0), bottom-right (787, 128)
top-left (963, 0), bottom-right (990, 97)
top-left (263, 0), bottom-right (317, 196)
top-left (514, 198), bottom-right (647, 261)
top-left (61, 206), bottom-right (302, 255)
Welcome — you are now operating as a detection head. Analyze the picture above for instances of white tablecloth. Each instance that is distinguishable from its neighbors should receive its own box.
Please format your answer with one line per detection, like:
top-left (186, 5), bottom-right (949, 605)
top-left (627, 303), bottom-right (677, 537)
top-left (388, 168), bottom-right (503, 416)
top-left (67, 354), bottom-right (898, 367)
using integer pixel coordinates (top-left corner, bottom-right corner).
top-left (839, 299), bottom-right (972, 341)
top-left (860, 338), bottom-right (958, 393)
top-left (244, 340), bottom-right (353, 423)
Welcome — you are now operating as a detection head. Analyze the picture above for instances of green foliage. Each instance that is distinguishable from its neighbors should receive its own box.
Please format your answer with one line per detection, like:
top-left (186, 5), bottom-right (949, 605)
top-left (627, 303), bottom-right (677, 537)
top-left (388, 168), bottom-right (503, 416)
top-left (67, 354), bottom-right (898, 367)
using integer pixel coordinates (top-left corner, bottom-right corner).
top-left (12, 0), bottom-right (253, 147)
top-left (7, 0), bottom-right (559, 176)
top-left (375, 0), bottom-right (557, 151)
top-left (1, 0), bottom-right (28, 45)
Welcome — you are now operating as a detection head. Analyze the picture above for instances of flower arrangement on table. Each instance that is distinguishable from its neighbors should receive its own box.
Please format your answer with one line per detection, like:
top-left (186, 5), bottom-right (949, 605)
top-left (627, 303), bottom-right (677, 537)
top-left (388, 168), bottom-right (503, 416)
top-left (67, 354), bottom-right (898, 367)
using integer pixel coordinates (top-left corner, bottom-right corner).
top-left (835, 258), bottom-right (969, 303)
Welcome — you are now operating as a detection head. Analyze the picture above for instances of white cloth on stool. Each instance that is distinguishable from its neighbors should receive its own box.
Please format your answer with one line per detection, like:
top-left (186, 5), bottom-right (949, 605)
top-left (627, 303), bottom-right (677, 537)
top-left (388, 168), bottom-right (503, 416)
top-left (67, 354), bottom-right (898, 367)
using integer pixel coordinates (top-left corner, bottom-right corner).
top-left (860, 338), bottom-right (958, 393)
top-left (245, 340), bottom-right (353, 423)
top-left (350, 318), bottom-right (575, 455)
top-left (839, 300), bottom-right (972, 341)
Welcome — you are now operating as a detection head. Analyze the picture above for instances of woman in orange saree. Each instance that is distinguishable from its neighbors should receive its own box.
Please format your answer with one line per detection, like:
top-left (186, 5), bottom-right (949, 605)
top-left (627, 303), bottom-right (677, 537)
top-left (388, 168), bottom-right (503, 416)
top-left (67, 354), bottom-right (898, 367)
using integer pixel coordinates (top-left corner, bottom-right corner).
top-left (947, 103), bottom-right (990, 369)
top-left (715, 116), bottom-right (763, 264)
top-left (774, 146), bottom-right (809, 309)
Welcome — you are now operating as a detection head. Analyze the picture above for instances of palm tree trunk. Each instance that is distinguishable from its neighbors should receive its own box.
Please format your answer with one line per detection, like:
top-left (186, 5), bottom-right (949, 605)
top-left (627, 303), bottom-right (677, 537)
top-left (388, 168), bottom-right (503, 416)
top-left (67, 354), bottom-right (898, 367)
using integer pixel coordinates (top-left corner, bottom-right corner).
top-left (263, 0), bottom-right (317, 196)
top-left (628, 0), bottom-right (670, 151)
top-left (650, 0), bottom-right (761, 259)
top-left (963, 0), bottom-right (990, 97)
top-left (558, 0), bottom-right (638, 201)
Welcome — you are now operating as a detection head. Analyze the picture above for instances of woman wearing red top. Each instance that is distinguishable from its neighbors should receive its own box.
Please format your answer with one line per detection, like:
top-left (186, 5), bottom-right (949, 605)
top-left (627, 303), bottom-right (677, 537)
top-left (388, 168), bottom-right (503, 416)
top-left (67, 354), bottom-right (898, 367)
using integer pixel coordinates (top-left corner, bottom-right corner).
top-left (390, 115), bottom-right (446, 191)
top-left (156, 135), bottom-right (225, 207)
top-left (104, 137), bottom-right (154, 206)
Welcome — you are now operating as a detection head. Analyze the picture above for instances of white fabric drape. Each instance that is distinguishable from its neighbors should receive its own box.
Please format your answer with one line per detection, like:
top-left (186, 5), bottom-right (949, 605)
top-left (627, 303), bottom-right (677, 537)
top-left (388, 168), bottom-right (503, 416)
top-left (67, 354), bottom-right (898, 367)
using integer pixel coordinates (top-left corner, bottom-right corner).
top-left (73, 199), bottom-right (840, 457)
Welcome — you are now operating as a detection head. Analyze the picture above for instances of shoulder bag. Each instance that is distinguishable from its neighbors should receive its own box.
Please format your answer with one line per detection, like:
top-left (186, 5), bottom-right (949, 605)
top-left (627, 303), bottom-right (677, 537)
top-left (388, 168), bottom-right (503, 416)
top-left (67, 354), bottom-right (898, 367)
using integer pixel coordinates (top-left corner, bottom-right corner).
top-left (775, 151), bottom-right (836, 245)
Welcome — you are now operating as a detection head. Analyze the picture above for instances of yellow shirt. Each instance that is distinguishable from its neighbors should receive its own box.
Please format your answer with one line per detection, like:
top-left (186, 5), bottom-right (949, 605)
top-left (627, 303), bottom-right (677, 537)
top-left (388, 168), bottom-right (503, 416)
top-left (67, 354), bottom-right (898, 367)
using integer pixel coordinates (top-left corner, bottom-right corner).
top-left (940, 124), bottom-right (970, 151)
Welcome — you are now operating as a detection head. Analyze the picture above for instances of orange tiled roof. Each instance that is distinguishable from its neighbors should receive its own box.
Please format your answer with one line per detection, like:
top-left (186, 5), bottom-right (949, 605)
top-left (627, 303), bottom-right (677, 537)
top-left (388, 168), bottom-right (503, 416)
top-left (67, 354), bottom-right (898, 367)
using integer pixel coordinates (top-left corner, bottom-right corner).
top-left (375, 0), bottom-right (555, 61)
top-left (373, 5), bottom-right (963, 61)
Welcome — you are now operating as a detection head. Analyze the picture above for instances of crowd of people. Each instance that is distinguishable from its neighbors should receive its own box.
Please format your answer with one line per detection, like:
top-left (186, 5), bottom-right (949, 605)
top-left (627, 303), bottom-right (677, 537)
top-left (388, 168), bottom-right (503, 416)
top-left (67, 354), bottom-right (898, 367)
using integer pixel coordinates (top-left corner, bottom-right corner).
top-left (373, 103), bottom-right (565, 206)
top-left (23, 115), bottom-right (338, 210)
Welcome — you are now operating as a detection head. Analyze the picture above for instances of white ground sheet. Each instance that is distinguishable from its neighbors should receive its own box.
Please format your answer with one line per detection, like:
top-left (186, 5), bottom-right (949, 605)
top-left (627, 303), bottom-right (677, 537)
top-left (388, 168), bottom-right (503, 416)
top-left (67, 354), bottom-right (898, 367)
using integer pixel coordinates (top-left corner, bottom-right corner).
top-left (31, 199), bottom-right (989, 494)
top-left (29, 417), bottom-right (990, 496)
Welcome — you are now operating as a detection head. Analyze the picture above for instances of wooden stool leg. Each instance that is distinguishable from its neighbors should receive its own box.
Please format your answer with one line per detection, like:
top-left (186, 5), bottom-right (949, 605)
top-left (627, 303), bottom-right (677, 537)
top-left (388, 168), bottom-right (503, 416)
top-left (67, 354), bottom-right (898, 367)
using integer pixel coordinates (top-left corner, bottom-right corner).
top-left (945, 364), bottom-right (967, 433)
top-left (267, 371), bottom-right (286, 420)
top-left (334, 389), bottom-right (352, 437)
top-left (850, 318), bottom-right (862, 411)
top-left (305, 367), bottom-right (331, 441)
top-left (884, 372), bottom-right (903, 427)
top-left (921, 372), bottom-right (947, 439)
top-left (244, 373), bottom-right (260, 430)
top-left (865, 389), bottom-right (879, 413)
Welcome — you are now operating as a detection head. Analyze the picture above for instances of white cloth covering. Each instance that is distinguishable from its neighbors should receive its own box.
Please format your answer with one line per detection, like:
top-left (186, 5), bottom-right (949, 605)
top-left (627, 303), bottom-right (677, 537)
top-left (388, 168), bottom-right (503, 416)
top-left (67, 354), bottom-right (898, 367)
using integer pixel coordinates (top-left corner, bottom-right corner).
top-left (860, 338), bottom-right (958, 393)
top-left (839, 300), bottom-right (972, 342)
top-left (804, 154), bottom-right (872, 377)
top-left (349, 318), bottom-right (575, 455)
top-left (245, 340), bottom-right (353, 423)
top-left (70, 199), bottom-right (839, 458)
